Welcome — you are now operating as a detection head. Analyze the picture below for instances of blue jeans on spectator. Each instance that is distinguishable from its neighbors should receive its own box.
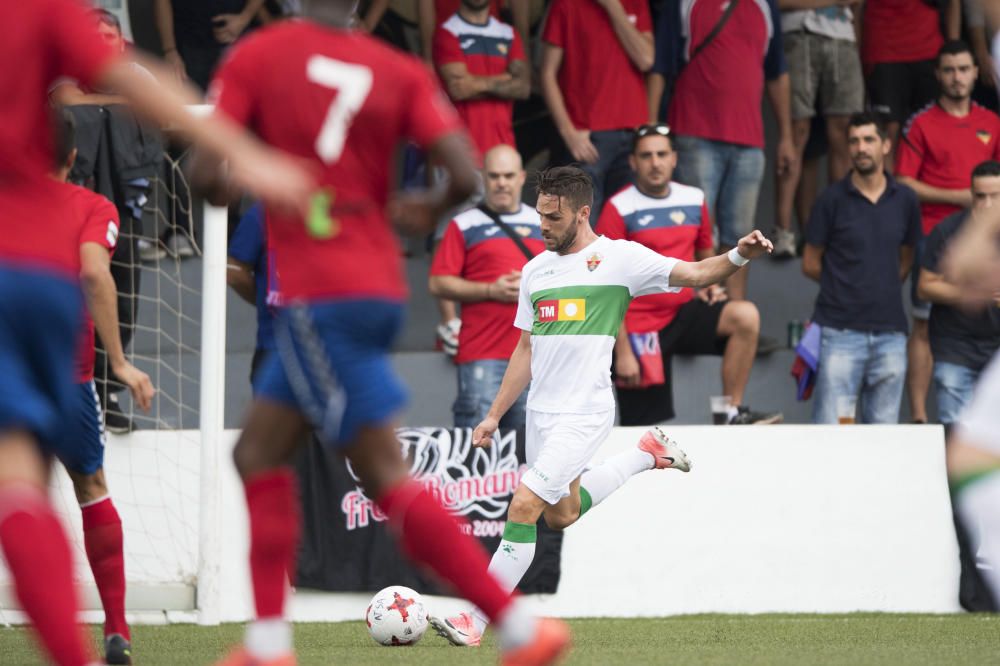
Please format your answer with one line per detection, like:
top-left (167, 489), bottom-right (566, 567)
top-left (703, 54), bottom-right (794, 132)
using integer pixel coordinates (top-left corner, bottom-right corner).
top-left (813, 327), bottom-right (907, 424)
top-left (579, 129), bottom-right (634, 223)
top-left (933, 361), bottom-right (979, 425)
top-left (454, 359), bottom-right (527, 433)
top-left (672, 135), bottom-right (765, 247)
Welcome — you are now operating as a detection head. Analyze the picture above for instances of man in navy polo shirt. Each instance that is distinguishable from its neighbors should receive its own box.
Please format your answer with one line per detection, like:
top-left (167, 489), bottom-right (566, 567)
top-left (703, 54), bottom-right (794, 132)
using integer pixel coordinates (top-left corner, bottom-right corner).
top-left (802, 112), bottom-right (921, 424)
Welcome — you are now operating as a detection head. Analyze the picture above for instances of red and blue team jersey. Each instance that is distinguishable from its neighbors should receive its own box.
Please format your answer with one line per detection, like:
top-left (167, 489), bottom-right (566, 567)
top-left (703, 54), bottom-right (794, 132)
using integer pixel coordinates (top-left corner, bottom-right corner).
top-left (655, 0), bottom-right (786, 148)
top-left (542, 0), bottom-right (652, 132)
top-left (0, 0), bottom-right (117, 275)
top-left (896, 103), bottom-right (1000, 234)
top-left (596, 183), bottom-right (713, 332)
top-left (430, 203), bottom-right (544, 364)
top-left (210, 21), bottom-right (464, 302)
top-left (433, 14), bottom-right (525, 156)
top-left (66, 185), bottom-right (120, 383)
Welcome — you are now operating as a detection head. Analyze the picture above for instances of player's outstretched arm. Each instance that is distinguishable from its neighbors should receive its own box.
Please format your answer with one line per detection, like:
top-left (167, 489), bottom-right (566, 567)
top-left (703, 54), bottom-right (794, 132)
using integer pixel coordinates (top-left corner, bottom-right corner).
top-left (97, 55), bottom-right (315, 216)
top-left (80, 244), bottom-right (155, 412)
top-left (669, 230), bottom-right (773, 289)
top-left (943, 205), bottom-right (1000, 302)
top-left (473, 331), bottom-right (532, 448)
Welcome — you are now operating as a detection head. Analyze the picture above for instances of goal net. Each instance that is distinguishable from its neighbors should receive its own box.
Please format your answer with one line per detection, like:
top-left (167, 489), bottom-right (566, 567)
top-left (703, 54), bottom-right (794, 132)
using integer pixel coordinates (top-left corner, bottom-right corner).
top-left (0, 137), bottom-right (229, 626)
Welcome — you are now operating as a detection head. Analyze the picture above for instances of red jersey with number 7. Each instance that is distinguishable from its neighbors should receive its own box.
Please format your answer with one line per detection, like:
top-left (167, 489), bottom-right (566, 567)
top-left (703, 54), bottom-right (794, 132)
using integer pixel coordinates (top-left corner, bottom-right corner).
top-left (210, 21), bottom-right (465, 301)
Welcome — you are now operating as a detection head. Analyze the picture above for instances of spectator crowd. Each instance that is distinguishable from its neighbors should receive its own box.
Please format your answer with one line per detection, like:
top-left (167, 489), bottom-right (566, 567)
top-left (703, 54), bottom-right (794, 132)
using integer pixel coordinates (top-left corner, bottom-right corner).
top-left (66, 0), bottom-right (1000, 431)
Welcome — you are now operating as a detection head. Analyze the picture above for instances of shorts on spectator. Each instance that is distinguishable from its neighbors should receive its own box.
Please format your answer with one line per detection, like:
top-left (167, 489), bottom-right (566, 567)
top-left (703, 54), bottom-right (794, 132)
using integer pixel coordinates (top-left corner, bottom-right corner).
top-left (866, 59), bottom-right (937, 124)
top-left (785, 31), bottom-right (864, 120)
top-left (673, 135), bottom-right (764, 248)
top-left (617, 299), bottom-right (727, 426)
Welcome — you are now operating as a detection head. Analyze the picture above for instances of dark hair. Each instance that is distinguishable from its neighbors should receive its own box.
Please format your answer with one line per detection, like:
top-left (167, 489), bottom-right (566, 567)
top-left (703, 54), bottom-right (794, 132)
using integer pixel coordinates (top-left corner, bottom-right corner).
top-left (937, 39), bottom-right (975, 66)
top-left (848, 111), bottom-right (888, 140)
top-left (91, 8), bottom-right (122, 33)
top-left (632, 123), bottom-right (672, 153)
top-left (534, 166), bottom-right (594, 212)
top-left (52, 109), bottom-right (76, 170)
top-left (971, 160), bottom-right (1000, 184)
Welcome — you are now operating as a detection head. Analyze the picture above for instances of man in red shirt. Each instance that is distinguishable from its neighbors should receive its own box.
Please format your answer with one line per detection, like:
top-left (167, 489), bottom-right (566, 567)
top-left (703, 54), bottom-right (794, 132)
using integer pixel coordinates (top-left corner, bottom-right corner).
top-left (597, 125), bottom-right (782, 426)
top-left (430, 144), bottom-right (544, 432)
top-left (540, 0), bottom-right (654, 220)
top-left (432, 0), bottom-right (530, 158)
top-left (862, 0), bottom-right (959, 166)
top-left (650, 0), bottom-right (796, 301)
top-left (0, 3), bottom-right (310, 665)
top-left (896, 40), bottom-right (1000, 424)
top-left (204, 2), bottom-right (569, 663)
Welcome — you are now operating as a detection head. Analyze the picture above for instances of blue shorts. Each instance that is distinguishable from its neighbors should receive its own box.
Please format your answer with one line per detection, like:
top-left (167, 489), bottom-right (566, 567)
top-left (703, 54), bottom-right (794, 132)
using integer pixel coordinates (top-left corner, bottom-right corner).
top-left (0, 265), bottom-right (81, 449)
top-left (56, 381), bottom-right (106, 475)
top-left (256, 299), bottom-right (408, 446)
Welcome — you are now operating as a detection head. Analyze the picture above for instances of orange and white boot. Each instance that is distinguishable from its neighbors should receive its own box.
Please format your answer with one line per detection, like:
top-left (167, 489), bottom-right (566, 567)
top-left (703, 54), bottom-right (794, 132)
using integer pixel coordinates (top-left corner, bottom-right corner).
top-left (501, 617), bottom-right (571, 666)
top-left (214, 647), bottom-right (296, 666)
top-left (429, 611), bottom-right (482, 646)
top-left (638, 427), bottom-right (692, 471)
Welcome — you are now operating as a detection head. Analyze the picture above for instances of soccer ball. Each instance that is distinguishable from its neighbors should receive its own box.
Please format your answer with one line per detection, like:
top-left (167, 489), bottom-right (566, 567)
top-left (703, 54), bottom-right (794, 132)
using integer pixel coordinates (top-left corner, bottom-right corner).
top-left (364, 585), bottom-right (428, 646)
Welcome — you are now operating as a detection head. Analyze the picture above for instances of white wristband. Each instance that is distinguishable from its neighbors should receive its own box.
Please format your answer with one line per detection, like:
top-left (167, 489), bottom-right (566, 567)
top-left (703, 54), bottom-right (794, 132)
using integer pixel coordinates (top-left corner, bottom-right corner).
top-left (727, 247), bottom-right (750, 267)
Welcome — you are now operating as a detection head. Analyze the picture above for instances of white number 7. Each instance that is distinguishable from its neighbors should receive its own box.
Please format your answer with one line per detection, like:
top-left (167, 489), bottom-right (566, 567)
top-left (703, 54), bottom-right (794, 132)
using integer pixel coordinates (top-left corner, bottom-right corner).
top-left (306, 55), bottom-right (373, 164)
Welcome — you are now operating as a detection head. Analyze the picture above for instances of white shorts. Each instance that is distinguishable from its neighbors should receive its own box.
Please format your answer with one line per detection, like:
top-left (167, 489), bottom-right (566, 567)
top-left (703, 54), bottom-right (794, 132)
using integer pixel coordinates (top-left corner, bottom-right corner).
top-left (957, 350), bottom-right (1000, 455)
top-left (522, 408), bottom-right (614, 505)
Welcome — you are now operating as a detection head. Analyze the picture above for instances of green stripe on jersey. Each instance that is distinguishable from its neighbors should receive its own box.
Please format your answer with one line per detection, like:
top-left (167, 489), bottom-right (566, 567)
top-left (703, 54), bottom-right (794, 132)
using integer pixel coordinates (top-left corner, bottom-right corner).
top-left (530, 284), bottom-right (630, 337)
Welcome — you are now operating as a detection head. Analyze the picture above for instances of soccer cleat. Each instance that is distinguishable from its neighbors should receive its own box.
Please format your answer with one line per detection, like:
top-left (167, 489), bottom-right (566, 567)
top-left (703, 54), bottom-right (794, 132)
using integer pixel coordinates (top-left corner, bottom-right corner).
top-left (501, 617), bottom-right (571, 666)
top-left (638, 427), bottom-right (692, 472)
top-left (771, 227), bottom-right (797, 259)
top-left (104, 634), bottom-right (132, 665)
top-left (429, 612), bottom-right (482, 647)
top-left (727, 406), bottom-right (783, 425)
top-left (213, 647), bottom-right (296, 666)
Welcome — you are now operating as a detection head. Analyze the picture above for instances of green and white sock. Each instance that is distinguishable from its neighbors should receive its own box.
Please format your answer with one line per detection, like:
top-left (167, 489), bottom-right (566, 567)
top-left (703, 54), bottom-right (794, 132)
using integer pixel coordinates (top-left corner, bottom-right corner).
top-left (471, 521), bottom-right (536, 635)
top-left (579, 448), bottom-right (654, 516)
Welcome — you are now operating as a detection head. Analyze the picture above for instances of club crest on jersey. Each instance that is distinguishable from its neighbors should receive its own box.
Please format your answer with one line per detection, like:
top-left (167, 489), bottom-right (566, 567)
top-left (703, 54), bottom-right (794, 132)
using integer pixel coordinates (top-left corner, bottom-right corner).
top-left (586, 253), bottom-right (603, 271)
top-left (497, 43), bottom-right (508, 55)
top-left (977, 129), bottom-right (992, 145)
top-left (515, 225), bottom-right (532, 237)
top-left (670, 210), bottom-right (686, 225)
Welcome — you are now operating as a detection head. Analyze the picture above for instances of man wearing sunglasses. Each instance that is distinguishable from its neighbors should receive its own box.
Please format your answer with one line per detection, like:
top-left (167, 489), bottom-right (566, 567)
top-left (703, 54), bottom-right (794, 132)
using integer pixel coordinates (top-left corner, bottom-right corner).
top-left (597, 124), bottom-right (783, 425)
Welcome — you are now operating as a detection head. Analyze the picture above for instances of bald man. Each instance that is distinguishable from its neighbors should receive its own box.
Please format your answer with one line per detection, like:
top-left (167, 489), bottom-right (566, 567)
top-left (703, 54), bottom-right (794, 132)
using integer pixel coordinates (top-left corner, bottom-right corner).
top-left (430, 145), bottom-right (545, 432)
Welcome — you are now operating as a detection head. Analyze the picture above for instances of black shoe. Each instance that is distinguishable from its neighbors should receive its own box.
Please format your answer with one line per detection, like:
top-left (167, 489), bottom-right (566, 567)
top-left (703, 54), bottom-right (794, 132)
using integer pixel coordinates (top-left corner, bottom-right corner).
top-left (104, 633), bottom-right (132, 665)
top-left (104, 394), bottom-right (134, 434)
top-left (756, 335), bottom-right (783, 357)
top-left (728, 406), bottom-right (783, 425)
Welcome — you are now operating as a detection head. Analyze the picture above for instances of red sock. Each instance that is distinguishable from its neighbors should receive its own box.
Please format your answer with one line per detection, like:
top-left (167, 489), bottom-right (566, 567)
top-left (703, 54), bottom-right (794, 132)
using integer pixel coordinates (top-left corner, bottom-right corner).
top-left (377, 482), bottom-right (513, 622)
top-left (82, 496), bottom-right (128, 640)
top-left (245, 469), bottom-right (300, 619)
top-left (0, 485), bottom-right (93, 666)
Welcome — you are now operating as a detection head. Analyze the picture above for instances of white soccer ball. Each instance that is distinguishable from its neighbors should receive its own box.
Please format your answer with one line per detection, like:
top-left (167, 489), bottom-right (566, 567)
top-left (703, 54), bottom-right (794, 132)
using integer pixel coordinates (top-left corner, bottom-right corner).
top-left (364, 585), bottom-right (428, 646)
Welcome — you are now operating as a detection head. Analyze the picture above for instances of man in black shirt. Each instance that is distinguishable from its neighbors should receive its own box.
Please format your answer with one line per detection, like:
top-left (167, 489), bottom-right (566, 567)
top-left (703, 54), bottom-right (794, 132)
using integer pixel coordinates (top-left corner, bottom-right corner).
top-left (918, 160), bottom-right (1000, 425)
top-left (802, 112), bottom-right (921, 423)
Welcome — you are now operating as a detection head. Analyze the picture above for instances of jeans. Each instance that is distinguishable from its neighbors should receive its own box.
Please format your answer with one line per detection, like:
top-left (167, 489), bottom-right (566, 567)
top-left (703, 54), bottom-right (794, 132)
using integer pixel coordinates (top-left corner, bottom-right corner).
top-left (813, 327), bottom-right (907, 424)
top-left (672, 135), bottom-right (765, 247)
top-left (454, 359), bottom-right (527, 433)
top-left (578, 129), bottom-right (634, 223)
top-left (933, 361), bottom-right (979, 425)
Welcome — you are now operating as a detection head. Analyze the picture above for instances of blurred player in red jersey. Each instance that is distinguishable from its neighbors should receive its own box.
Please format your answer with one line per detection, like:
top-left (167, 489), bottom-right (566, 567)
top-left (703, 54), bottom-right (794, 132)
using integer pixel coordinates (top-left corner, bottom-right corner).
top-left (199, 1), bottom-right (570, 664)
top-left (0, 2), bottom-right (313, 665)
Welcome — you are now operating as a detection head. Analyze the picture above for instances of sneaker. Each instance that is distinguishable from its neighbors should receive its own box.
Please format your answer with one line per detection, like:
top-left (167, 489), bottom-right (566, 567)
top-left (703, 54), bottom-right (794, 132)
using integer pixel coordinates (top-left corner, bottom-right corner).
top-left (435, 318), bottom-right (461, 357)
top-left (727, 406), bottom-right (783, 425)
top-left (104, 394), bottom-right (134, 434)
top-left (772, 228), bottom-right (797, 259)
top-left (104, 634), bottom-right (132, 665)
top-left (166, 233), bottom-right (196, 258)
top-left (501, 617), bottom-right (571, 666)
top-left (214, 647), bottom-right (296, 666)
top-left (638, 427), bottom-right (692, 472)
top-left (756, 335), bottom-right (783, 357)
top-left (138, 238), bottom-right (166, 261)
top-left (429, 612), bottom-right (482, 647)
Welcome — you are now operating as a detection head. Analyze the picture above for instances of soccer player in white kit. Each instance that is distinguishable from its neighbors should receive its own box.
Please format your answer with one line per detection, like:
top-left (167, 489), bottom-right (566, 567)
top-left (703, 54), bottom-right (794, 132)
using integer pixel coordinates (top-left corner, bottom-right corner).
top-left (431, 165), bottom-right (774, 645)
top-left (939, 189), bottom-right (1000, 607)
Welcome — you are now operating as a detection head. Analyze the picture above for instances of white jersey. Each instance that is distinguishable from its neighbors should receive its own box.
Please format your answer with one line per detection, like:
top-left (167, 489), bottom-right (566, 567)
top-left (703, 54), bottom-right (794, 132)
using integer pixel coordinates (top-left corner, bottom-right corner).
top-left (514, 235), bottom-right (681, 414)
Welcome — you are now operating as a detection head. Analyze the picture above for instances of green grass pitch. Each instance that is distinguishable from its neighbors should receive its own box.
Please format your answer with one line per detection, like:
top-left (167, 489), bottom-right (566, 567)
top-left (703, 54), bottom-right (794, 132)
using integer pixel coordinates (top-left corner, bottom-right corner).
top-left (1, 614), bottom-right (998, 665)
